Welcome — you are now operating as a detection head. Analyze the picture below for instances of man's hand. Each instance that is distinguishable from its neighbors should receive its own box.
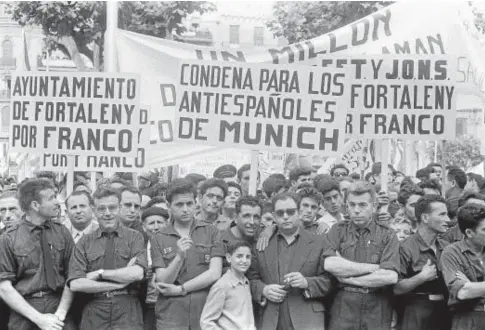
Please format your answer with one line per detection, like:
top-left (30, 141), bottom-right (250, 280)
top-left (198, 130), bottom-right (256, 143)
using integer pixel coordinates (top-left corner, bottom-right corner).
top-left (256, 224), bottom-right (276, 251)
top-left (455, 271), bottom-right (470, 283)
top-left (176, 237), bottom-right (193, 258)
top-left (156, 282), bottom-right (183, 297)
top-left (377, 191), bottom-right (390, 206)
top-left (376, 211), bottom-right (392, 226)
top-left (54, 309), bottom-right (67, 322)
top-left (262, 284), bottom-right (287, 303)
top-left (316, 222), bottom-right (330, 235)
top-left (34, 313), bottom-right (64, 330)
top-left (419, 259), bottom-right (438, 281)
top-left (285, 272), bottom-right (308, 289)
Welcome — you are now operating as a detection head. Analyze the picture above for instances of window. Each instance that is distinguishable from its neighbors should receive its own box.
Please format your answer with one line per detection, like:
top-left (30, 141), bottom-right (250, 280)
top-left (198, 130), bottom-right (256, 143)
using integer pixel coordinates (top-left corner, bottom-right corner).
top-left (456, 118), bottom-right (467, 137)
top-left (229, 25), bottom-right (240, 44)
top-left (1, 106), bottom-right (9, 131)
top-left (254, 27), bottom-right (264, 46)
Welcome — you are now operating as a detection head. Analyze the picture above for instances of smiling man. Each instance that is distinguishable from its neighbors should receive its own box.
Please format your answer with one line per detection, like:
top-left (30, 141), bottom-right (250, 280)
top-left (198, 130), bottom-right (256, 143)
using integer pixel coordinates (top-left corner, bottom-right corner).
top-left (0, 178), bottom-right (76, 330)
top-left (322, 180), bottom-right (400, 330)
top-left (248, 192), bottom-right (332, 330)
top-left (394, 194), bottom-right (452, 330)
top-left (68, 186), bottom-right (147, 330)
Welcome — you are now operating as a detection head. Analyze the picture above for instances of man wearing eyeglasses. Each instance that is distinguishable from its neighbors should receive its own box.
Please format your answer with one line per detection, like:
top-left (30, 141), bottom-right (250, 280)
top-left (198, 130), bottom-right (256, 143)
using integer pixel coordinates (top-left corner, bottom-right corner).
top-left (196, 178), bottom-right (231, 231)
top-left (330, 164), bottom-right (349, 179)
top-left (119, 186), bottom-right (148, 244)
top-left (322, 180), bottom-right (400, 330)
top-left (68, 186), bottom-right (147, 330)
top-left (248, 192), bottom-right (332, 330)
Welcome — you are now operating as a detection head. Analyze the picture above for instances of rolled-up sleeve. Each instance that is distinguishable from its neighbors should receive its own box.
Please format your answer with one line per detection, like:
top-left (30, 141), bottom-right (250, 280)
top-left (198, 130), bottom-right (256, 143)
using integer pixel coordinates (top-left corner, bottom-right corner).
top-left (0, 235), bottom-right (16, 282)
top-left (130, 231), bottom-right (148, 271)
top-left (440, 248), bottom-right (466, 305)
top-left (379, 232), bottom-right (400, 272)
top-left (210, 227), bottom-right (225, 258)
top-left (398, 244), bottom-right (411, 280)
top-left (321, 225), bottom-right (340, 259)
top-left (150, 235), bottom-right (167, 270)
top-left (67, 239), bottom-right (88, 287)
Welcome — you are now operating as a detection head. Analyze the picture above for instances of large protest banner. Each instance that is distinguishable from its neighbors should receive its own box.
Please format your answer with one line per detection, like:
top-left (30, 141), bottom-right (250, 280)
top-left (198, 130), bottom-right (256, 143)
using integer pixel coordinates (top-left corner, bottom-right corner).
top-left (345, 55), bottom-right (457, 139)
top-left (116, 1), bottom-right (484, 170)
top-left (9, 72), bottom-right (141, 157)
top-left (174, 60), bottom-right (348, 154)
top-left (40, 107), bottom-right (150, 172)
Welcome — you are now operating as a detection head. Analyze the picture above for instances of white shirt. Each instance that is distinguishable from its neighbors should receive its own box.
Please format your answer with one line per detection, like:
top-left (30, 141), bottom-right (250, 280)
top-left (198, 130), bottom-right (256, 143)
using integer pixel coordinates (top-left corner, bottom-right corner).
top-left (63, 218), bottom-right (99, 243)
top-left (318, 211), bottom-right (343, 229)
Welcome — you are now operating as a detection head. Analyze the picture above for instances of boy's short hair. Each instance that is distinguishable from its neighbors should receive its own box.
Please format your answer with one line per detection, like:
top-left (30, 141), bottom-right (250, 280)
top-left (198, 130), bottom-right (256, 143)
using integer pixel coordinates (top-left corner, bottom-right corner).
top-left (227, 241), bottom-right (252, 255)
top-left (414, 194), bottom-right (446, 223)
top-left (297, 187), bottom-right (323, 205)
top-left (447, 168), bottom-right (467, 189)
top-left (398, 184), bottom-right (424, 206)
top-left (166, 179), bottom-right (197, 203)
top-left (418, 179), bottom-right (442, 194)
top-left (199, 178), bottom-right (229, 198)
top-left (458, 192), bottom-right (485, 207)
top-left (289, 167), bottom-right (312, 183)
top-left (235, 195), bottom-right (263, 214)
top-left (457, 203), bottom-right (485, 234)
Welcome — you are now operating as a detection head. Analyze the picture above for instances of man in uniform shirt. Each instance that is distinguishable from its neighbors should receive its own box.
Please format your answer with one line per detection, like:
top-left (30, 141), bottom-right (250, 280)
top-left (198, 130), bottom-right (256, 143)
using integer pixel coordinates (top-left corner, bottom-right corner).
top-left (322, 180), bottom-right (400, 330)
top-left (119, 186), bottom-right (148, 243)
top-left (151, 178), bottom-right (224, 330)
top-left (0, 191), bottom-right (23, 234)
top-left (440, 203), bottom-right (485, 329)
top-left (63, 191), bottom-right (98, 243)
top-left (68, 186), bottom-right (147, 330)
top-left (395, 184), bottom-right (425, 232)
top-left (0, 178), bottom-right (76, 330)
top-left (247, 192), bottom-right (332, 330)
top-left (394, 194), bottom-right (452, 330)
top-left (195, 178), bottom-right (231, 230)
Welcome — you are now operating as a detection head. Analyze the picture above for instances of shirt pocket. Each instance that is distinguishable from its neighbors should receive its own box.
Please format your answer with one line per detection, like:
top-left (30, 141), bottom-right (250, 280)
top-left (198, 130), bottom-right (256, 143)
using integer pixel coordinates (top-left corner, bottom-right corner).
top-left (50, 241), bottom-right (66, 270)
top-left (367, 240), bottom-right (385, 264)
top-left (13, 244), bottom-right (37, 271)
top-left (86, 251), bottom-right (104, 272)
top-left (195, 243), bottom-right (212, 265)
top-left (339, 240), bottom-right (357, 258)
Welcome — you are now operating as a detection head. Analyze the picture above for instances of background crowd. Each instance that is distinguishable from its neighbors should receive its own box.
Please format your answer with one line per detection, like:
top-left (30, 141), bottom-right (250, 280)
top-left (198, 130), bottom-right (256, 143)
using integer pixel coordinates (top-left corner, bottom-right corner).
top-left (0, 160), bottom-right (483, 330)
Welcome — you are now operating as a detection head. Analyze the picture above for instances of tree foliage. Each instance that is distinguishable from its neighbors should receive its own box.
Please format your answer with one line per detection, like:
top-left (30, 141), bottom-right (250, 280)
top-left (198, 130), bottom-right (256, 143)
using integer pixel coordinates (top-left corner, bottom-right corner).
top-left (266, 1), bottom-right (391, 44)
top-left (8, 1), bottom-right (215, 70)
top-left (428, 136), bottom-right (485, 171)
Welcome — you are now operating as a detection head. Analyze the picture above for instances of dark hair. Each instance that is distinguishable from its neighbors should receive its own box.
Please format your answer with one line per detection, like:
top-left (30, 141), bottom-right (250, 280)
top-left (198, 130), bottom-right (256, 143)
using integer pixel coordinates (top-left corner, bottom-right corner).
top-left (350, 172), bottom-right (361, 180)
top-left (416, 167), bottom-right (432, 180)
top-left (227, 240), bottom-right (252, 255)
top-left (227, 181), bottom-right (243, 195)
top-left (120, 186), bottom-right (142, 200)
top-left (296, 182), bottom-right (314, 191)
top-left (235, 195), bottom-right (263, 214)
top-left (418, 179), bottom-right (442, 194)
top-left (458, 192), bottom-right (485, 207)
top-left (262, 201), bottom-right (273, 214)
top-left (446, 196), bottom-right (460, 219)
top-left (297, 187), bottom-right (323, 205)
top-left (141, 206), bottom-right (169, 222)
top-left (427, 163), bottom-right (442, 169)
top-left (447, 168), bottom-right (467, 189)
top-left (457, 203), bottom-right (485, 234)
top-left (35, 171), bottom-right (57, 182)
top-left (313, 174), bottom-right (333, 187)
top-left (414, 194), bottom-right (446, 223)
top-left (467, 173), bottom-right (485, 190)
top-left (271, 192), bottom-right (301, 210)
top-left (330, 164), bottom-right (349, 177)
top-left (73, 181), bottom-right (90, 191)
top-left (166, 178), bottom-right (197, 203)
top-left (364, 172), bottom-right (375, 183)
top-left (185, 173), bottom-right (206, 186)
top-left (400, 176), bottom-right (416, 189)
top-left (289, 167), bottom-right (312, 183)
top-left (152, 182), bottom-right (169, 197)
top-left (347, 180), bottom-right (376, 202)
top-left (65, 190), bottom-right (94, 208)
top-left (18, 178), bottom-right (56, 212)
top-left (262, 175), bottom-right (288, 198)
top-left (397, 184), bottom-right (424, 206)
top-left (199, 178), bottom-right (228, 198)
top-left (316, 178), bottom-right (340, 196)
top-left (144, 196), bottom-right (168, 209)
top-left (0, 190), bottom-right (18, 201)
top-left (92, 186), bottom-right (121, 203)
top-left (237, 164), bottom-right (260, 180)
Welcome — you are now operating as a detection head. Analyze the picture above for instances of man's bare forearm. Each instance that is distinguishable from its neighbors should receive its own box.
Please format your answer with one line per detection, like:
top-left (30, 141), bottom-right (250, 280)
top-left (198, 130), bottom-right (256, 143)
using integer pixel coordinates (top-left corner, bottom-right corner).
top-left (0, 281), bottom-right (42, 325)
top-left (155, 255), bottom-right (184, 284)
top-left (324, 256), bottom-right (379, 277)
top-left (102, 266), bottom-right (144, 283)
top-left (344, 269), bottom-right (398, 288)
top-left (69, 278), bottom-right (126, 293)
top-left (55, 285), bottom-right (74, 319)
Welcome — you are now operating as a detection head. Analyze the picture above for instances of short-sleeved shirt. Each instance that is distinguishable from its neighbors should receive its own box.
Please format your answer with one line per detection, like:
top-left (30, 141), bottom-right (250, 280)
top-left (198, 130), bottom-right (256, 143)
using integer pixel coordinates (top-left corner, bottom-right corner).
top-left (322, 219), bottom-right (400, 273)
top-left (67, 223), bottom-right (148, 286)
top-left (0, 218), bottom-right (75, 296)
top-left (440, 239), bottom-right (485, 311)
top-left (151, 220), bottom-right (224, 329)
top-left (197, 212), bottom-right (232, 231)
top-left (441, 225), bottom-right (464, 244)
top-left (399, 231), bottom-right (449, 295)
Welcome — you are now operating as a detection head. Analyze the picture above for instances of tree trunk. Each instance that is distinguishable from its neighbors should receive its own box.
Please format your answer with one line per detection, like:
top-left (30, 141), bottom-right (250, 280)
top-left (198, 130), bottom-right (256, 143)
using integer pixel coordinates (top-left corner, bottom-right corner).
top-left (93, 43), bottom-right (101, 72)
top-left (48, 35), bottom-right (88, 71)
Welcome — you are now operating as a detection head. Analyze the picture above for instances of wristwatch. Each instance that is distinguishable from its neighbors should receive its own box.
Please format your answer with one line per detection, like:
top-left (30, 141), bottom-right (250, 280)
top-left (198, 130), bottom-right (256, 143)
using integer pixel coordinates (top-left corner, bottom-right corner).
top-left (97, 269), bottom-right (105, 280)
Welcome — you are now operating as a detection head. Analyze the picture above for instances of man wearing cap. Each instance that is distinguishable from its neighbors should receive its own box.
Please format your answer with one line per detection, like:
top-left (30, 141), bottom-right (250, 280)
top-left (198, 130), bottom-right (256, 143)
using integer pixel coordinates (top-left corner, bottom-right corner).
top-left (141, 207), bottom-right (169, 330)
top-left (138, 172), bottom-right (159, 199)
top-left (213, 164), bottom-right (238, 183)
top-left (68, 187), bottom-right (147, 330)
top-left (0, 178), bottom-right (76, 330)
top-left (394, 195), bottom-right (452, 330)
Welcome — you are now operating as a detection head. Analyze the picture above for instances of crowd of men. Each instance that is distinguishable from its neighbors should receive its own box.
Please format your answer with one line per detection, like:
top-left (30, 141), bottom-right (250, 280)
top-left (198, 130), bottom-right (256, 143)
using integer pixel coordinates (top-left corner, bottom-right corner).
top-left (0, 160), bottom-right (484, 330)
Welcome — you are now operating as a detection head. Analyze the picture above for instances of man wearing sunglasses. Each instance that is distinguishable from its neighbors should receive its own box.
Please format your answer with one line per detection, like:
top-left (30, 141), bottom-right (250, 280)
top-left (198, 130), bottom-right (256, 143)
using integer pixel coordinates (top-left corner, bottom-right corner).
top-left (67, 186), bottom-right (147, 330)
top-left (322, 180), bottom-right (400, 330)
top-left (248, 192), bottom-right (332, 330)
top-left (196, 179), bottom-right (231, 231)
top-left (119, 186), bottom-right (148, 244)
top-left (330, 164), bottom-right (349, 179)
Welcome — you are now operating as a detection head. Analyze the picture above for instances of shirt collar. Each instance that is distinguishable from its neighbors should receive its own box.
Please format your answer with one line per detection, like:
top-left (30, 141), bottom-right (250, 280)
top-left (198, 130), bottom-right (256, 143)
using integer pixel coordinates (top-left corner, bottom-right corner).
top-left (458, 238), bottom-right (485, 254)
top-left (276, 226), bottom-right (300, 240)
top-left (349, 217), bottom-right (376, 234)
top-left (227, 269), bottom-right (249, 287)
top-left (162, 219), bottom-right (205, 237)
top-left (96, 222), bottom-right (123, 238)
top-left (415, 230), bottom-right (446, 251)
top-left (22, 216), bottom-right (52, 232)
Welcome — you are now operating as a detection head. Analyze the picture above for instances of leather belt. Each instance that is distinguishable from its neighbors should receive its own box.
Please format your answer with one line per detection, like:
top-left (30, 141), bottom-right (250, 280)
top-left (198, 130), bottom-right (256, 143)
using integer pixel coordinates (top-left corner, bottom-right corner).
top-left (94, 289), bottom-right (129, 299)
top-left (412, 293), bottom-right (445, 301)
top-left (341, 286), bottom-right (381, 294)
top-left (25, 291), bottom-right (54, 298)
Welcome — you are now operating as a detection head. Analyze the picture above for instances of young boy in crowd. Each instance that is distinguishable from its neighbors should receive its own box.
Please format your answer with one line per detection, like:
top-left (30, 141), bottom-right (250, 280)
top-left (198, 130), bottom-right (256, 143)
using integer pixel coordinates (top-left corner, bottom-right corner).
top-left (390, 221), bottom-right (413, 241)
top-left (200, 241), bottom-right (255, 330)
